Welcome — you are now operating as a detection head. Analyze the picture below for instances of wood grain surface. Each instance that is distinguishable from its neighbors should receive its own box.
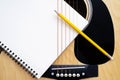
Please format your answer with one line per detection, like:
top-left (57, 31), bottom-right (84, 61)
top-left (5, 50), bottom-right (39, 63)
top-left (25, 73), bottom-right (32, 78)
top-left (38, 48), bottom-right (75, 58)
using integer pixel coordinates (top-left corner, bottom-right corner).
top-left (0, 0), bottom-right (120, 80)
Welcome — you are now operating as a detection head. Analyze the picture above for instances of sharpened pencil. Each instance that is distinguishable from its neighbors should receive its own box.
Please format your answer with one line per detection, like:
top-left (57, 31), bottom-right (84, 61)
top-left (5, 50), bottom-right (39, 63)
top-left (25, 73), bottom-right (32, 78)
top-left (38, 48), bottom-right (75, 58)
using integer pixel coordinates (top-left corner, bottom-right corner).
top-left (55, 10), bottom-right (113, 60)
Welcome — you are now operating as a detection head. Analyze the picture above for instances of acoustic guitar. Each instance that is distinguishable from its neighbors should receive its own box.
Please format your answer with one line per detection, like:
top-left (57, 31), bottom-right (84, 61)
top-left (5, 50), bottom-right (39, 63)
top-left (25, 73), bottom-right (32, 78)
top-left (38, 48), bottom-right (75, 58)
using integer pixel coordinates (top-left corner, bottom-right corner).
top-left (41, 0), bottom-right (114, 80)
top-left (0, 0), bottom-right (120, 80)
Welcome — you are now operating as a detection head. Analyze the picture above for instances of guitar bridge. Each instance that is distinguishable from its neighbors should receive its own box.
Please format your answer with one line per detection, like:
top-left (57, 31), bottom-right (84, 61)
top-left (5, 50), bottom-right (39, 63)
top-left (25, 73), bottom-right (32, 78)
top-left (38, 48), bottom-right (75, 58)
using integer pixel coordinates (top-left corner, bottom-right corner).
top-left (42, 65), bottom-right (98, 80)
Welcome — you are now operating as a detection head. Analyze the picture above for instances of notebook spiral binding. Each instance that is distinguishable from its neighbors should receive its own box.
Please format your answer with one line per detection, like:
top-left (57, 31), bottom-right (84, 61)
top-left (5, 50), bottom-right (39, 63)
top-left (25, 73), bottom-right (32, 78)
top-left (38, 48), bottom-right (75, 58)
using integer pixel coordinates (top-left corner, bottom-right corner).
top-left (0, 41), bottom-right (38, 78)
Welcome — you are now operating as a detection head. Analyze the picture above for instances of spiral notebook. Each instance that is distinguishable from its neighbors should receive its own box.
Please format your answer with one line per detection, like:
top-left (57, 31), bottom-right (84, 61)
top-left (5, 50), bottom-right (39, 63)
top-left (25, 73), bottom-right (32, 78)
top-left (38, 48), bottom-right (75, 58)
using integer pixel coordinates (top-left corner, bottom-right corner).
top-left (0, 0), bottom-right (88, 78)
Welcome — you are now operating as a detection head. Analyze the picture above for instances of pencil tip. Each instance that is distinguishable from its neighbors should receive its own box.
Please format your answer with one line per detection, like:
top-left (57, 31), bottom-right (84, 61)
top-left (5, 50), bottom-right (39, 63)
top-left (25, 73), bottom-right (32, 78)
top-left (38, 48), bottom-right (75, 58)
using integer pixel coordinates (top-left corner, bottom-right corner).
top-left (54, 10), bottom-right (58, 15)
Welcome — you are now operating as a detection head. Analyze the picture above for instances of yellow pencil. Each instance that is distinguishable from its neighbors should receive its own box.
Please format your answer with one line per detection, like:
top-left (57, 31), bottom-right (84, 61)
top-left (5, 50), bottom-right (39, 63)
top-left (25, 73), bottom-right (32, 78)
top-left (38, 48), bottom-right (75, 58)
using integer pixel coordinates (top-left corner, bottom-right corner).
top-left (55, 10), bottom-right (113, 60)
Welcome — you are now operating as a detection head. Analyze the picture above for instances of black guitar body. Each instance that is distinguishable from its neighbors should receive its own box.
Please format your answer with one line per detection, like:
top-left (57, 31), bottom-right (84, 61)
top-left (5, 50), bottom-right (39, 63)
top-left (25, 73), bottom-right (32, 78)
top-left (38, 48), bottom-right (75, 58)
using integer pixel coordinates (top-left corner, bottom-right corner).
top-left (74, 0), bottom-right (114, 64)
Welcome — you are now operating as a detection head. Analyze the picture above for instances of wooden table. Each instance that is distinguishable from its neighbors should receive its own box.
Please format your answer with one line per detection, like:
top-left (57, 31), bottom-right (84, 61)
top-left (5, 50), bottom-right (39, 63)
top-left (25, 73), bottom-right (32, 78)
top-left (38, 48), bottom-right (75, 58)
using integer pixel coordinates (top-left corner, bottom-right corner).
top-left (0, 0), bottom-right (120, 80)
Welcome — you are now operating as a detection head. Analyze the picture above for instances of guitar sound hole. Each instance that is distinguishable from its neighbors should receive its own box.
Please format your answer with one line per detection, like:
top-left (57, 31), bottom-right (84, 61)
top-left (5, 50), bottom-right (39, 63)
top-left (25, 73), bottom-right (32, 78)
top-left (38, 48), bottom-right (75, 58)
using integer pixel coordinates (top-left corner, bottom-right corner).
top-left (64, 0), bottom-right (87, 18)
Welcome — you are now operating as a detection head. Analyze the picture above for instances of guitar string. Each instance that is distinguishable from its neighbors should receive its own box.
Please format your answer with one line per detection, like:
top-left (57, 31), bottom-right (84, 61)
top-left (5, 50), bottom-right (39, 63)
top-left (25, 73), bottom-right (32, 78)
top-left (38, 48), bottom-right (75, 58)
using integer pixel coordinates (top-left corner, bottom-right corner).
top-left (68, 0), bottom-right (71, 75)
top-left (64, 0), bottom-right (67, 75)
top-left (56, 0), bottom-right (59, 74)
top-left (61, 0), bottom-right (64, 75)
top-left (58, 0), bottom-right (63, 73)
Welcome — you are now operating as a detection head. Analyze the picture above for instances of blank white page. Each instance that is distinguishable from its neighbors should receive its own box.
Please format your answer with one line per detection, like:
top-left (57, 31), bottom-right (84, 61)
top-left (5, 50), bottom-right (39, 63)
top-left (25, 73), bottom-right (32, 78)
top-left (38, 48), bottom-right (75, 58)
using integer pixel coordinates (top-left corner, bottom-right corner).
top-left (0, 0), bottom-right (57, 78)
top-left (0, 0), bottom-right (88, 78)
